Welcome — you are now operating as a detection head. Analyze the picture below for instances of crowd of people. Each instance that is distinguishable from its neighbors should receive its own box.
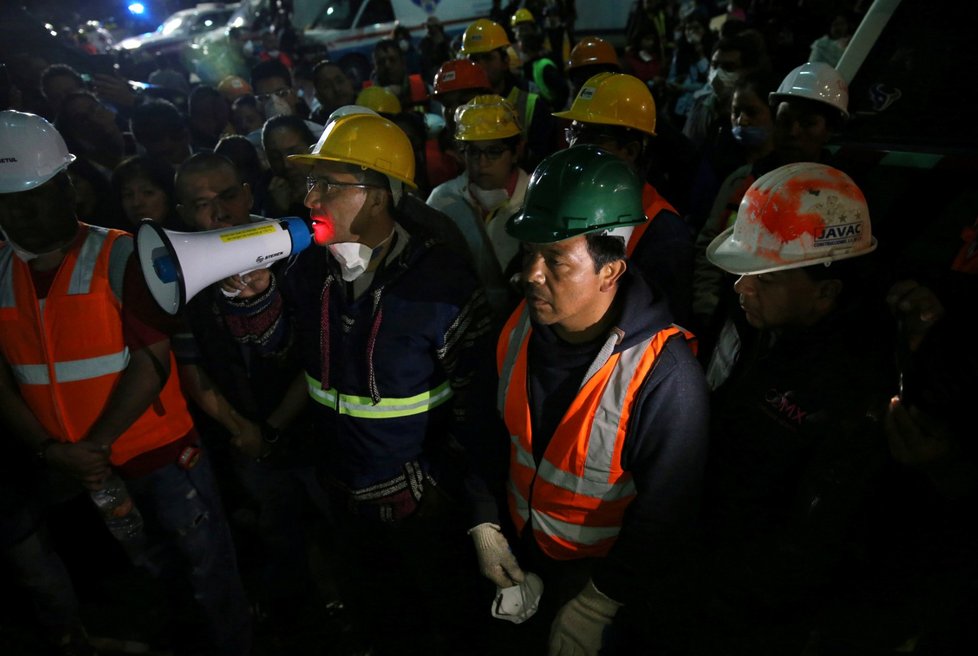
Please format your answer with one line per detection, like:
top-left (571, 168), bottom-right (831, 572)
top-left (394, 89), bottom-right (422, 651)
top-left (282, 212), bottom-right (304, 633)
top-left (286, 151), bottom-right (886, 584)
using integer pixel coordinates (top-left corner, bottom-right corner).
top-left (0, 1), bottom-right (975, 655)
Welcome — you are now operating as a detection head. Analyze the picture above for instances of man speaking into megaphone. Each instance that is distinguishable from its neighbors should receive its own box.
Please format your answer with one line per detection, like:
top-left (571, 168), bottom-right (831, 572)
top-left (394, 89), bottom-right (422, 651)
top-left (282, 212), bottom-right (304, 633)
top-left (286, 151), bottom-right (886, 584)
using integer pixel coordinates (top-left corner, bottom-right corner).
top-left (215, 112), bottom-right (504, 652)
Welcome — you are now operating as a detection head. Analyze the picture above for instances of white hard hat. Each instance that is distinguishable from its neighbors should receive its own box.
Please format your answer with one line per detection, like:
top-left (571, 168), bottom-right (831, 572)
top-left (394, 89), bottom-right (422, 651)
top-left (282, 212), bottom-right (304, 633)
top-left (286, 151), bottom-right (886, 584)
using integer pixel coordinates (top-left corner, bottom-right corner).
top-left (0, 110), bottom-right (76, 194)
top-left (769, 62), bottom-right (849, 119)
top-left (707, 162), bottom-right (876, 275)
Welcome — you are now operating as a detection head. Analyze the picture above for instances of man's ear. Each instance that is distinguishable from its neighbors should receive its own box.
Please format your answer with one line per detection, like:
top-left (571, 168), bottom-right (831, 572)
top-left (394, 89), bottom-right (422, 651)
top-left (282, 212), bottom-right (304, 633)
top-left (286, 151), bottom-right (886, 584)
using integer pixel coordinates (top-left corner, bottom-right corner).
top-left (599, 259), bottom-right (627, 292)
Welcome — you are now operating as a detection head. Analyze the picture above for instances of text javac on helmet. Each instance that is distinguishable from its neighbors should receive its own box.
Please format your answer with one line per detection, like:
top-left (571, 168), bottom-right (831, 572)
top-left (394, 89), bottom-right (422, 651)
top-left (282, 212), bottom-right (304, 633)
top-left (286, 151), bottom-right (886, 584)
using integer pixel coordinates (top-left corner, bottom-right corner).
top-left (706, 162), bottom-right (876, 275)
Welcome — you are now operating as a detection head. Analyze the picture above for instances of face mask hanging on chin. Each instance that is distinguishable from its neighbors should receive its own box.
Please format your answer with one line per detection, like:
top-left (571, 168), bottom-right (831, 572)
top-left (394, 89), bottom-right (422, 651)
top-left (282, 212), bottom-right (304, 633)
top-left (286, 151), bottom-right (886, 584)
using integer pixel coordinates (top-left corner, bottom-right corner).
top-left (327, 229), bottom-right (395, 282)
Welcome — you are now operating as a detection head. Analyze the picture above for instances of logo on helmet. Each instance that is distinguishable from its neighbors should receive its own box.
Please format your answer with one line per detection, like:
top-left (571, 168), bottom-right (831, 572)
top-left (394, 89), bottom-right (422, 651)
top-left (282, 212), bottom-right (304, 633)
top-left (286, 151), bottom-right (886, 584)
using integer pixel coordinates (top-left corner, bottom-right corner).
top-left (814, 221), bottom-right (862, 247)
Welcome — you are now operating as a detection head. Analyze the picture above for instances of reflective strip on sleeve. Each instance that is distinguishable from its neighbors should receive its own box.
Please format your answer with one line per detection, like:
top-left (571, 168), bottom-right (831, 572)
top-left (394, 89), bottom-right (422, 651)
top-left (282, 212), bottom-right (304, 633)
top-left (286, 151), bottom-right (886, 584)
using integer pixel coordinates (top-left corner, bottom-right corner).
top-left (10, 348), bottom-right (130, 385)
top-left (305, 373), bottom-right (454, 419)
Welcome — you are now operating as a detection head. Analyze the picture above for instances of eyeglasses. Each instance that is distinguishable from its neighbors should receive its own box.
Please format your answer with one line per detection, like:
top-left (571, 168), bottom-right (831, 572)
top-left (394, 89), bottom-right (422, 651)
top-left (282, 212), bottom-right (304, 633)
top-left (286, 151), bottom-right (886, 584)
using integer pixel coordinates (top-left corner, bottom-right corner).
top-left (460, 144), bottom-right (510, 161)
top-left (306, 177), bottom-right (382, 195)
top-left (564, 125), bottom-right (621, 146)
top-left (255, 87), bottom-right (292, 103)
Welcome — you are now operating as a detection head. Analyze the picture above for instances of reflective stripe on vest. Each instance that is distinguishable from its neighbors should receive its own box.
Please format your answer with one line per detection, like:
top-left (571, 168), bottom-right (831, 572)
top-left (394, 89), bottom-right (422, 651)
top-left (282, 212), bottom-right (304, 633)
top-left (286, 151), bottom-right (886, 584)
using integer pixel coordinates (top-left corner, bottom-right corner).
top-left (305, 372), bottom-right (453, 419)
top-left (506, 86), bottom-right (538, 136)
top-left (624, 183), bottom-right (679, 256)
top-left (0, 228), bottom-right (111, 307)
top-left (0, 225), bottom-right (194, 464)
top-left (497, 302), bottom-right (693, 559)
top-left (531, 58), bottom-right (558, 104)
top-left (9, 348), bottom-right (130, 385)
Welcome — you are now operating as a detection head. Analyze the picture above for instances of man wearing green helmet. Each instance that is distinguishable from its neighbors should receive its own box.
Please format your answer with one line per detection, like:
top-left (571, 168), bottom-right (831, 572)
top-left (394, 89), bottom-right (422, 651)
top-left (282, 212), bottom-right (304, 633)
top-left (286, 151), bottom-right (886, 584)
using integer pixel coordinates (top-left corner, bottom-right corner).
top-left (476, 145), bottom-right (709, 654)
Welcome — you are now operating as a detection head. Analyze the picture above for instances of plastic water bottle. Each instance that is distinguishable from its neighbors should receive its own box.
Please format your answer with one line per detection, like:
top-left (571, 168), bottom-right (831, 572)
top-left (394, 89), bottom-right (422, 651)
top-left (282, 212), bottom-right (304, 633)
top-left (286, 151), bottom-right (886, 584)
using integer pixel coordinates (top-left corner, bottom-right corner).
top-left (90, 473), bottom-right (145, 542)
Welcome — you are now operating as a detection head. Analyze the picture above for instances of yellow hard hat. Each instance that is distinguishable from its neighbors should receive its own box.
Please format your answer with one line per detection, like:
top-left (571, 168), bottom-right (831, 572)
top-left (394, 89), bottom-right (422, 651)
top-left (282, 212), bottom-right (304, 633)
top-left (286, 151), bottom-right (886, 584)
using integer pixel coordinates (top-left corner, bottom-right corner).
top-left (355, 86), bottom-right (402, 115)
top-left (288, 113), bottom-right (417, 189)
top-left (454, 94), bottom-right (521, 141)
top-left (553, 72), bottom-right (656, 136)
top-left (567, 36), bottom-right (620, 71)
top-left (511, 8), bottom-right (535, 28)
top-left (459, 19), bottom-right (510, 56)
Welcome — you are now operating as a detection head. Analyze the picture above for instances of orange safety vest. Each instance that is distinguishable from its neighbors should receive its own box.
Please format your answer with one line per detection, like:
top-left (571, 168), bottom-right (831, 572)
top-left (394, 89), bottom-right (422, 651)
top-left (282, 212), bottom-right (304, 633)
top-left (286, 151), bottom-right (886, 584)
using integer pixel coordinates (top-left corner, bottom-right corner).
top-left (951, 216), bottom-right (978, 274)
top-left (496, 301), bottom-right (693, 560)
top-left (0, 225), bottom-right (193, 465)
top-left (625, 183), bottom-right (679, 256)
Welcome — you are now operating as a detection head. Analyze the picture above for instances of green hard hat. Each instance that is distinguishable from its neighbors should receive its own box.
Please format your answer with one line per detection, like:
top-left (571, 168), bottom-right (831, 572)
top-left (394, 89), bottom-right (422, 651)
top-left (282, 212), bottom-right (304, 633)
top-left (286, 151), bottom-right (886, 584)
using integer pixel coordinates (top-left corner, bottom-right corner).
top-left (507, 145), bottom-right (646, 243)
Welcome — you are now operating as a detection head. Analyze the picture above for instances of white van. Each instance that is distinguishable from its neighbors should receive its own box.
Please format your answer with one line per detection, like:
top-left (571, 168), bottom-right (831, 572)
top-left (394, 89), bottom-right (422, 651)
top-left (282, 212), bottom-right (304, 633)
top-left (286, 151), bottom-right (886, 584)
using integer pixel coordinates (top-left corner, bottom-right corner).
top-left (300, 0), bottom-right (494, 85)
top-left (222, 0), bottom-right (633, 86)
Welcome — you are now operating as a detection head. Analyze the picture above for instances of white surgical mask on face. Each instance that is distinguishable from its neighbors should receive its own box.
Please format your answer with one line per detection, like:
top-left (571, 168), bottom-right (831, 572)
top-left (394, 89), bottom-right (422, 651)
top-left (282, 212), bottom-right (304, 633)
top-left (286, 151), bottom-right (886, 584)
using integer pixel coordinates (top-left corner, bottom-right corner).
top-left (469, 184), bottom-right (510, 212)
top-left (398, 39), bottom-right (410, 52)
top-left (327, 229), bottom-right (394, 282)
top-left (263, 94), bottom-right (293, 119)
top-left (714, 68), bottom-right (740, 89)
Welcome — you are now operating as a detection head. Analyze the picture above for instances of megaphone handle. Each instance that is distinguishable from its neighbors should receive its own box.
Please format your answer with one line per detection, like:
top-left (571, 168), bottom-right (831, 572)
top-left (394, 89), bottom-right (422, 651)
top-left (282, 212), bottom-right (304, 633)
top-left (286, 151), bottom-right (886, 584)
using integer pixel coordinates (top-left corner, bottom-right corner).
top-left (219, 262), bottom-right (274, 299)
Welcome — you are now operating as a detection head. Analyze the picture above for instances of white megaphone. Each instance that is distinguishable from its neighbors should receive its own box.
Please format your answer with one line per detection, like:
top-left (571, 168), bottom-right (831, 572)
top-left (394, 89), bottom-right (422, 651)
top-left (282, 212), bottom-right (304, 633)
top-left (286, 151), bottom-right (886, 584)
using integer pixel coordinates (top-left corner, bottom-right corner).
top-left (135, 217), bottom-right (312, 315)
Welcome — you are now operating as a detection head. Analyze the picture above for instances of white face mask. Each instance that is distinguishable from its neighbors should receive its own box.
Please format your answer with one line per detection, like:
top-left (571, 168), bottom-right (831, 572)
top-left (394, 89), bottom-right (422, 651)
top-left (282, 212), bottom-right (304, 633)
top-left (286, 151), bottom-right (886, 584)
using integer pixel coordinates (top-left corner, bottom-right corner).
top-left (491, 572), bottom-right (544, 624)
top-left (327, 229), bottom-right (395, 282)
top-left (714, 67), bottom-right (740, 90)
top-left (398, 39), bottom-right (410, 52)
top-left (469, 184), bottom-right (510, 212)
top-left (263, 94), bottom-right (293, 119)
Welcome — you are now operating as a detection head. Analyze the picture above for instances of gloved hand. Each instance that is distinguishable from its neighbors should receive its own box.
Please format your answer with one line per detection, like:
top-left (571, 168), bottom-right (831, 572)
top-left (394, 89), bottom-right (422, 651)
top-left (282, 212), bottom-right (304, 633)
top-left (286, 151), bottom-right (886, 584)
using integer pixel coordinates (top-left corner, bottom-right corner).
top-left (469, 522), bottom-right (525, 588)
top-left (549, 579), bottom-right (622, 656)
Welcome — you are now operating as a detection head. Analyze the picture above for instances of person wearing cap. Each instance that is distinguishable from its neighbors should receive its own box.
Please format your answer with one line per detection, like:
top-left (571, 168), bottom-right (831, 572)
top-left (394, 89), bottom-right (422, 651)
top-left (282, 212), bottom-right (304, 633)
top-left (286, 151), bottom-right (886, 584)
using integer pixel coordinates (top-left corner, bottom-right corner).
top-left (511, 9), bottom-right (570, 111)
top-left (696, 162), bottom-right (891, 654)
top-left (427, 94), bottom-right (528, 317)
top-left (565, 36), bottom-right (621, 100)
top-left (480, 145), bottom-right (709, 654)
top-left (557, 72), bottom-right (695, 325)
top-left (0, 110), bottom-right (252, 655)
top-left (692, 61), bottom-right (850, 352)
top-left (215, 112), bottom-right (494, 653)
top-left (429, 59), bottom-right (493, 186)
top-left (459, 18), bottom-right (557, 169)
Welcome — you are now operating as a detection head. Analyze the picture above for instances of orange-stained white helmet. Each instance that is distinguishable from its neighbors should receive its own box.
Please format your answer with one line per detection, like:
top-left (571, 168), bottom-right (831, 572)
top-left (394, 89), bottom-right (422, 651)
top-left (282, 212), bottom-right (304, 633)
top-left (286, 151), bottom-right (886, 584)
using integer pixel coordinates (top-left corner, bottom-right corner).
top-left (769, 62), bottom-right (849, 119)
top-left (707, 162), bottom-right (875, 275)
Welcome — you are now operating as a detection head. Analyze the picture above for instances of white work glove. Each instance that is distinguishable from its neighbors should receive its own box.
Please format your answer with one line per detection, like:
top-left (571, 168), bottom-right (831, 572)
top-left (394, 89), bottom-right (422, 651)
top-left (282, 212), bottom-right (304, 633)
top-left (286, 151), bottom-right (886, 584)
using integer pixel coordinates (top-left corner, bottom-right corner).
top-left (549, 579), bottom-right (622, 656)
top-left (469, 522), bottom-right (526, 588)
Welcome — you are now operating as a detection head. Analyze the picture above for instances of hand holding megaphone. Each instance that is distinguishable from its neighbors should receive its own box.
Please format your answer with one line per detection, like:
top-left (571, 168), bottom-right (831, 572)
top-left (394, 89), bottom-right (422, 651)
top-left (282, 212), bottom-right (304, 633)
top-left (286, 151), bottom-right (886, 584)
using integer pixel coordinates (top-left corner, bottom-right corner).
top-left (219, 267), bottom-right (272, 300)
top-left (136, 216), bottom-right (312, 315)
